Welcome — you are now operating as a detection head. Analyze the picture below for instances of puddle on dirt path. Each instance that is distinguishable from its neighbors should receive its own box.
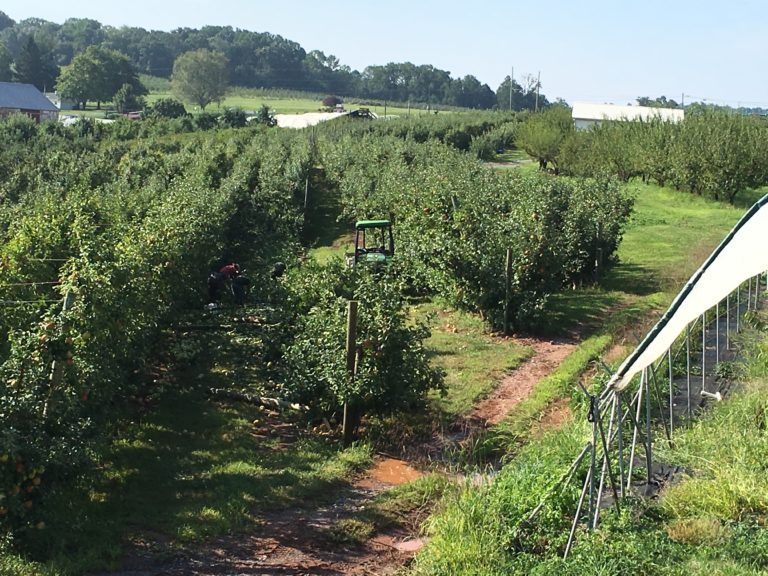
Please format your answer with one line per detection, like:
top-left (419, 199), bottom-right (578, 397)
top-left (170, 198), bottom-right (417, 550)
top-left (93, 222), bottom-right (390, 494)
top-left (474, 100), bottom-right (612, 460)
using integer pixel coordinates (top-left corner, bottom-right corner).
top-left (358, 457), bottom-right (424, 489)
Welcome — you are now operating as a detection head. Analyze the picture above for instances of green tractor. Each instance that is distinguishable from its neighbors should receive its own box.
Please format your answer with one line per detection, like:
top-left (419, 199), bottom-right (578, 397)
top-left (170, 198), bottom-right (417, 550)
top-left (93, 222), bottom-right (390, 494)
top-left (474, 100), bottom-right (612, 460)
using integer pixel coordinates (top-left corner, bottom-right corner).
top-left (347, 219), bottom-right (395, 267)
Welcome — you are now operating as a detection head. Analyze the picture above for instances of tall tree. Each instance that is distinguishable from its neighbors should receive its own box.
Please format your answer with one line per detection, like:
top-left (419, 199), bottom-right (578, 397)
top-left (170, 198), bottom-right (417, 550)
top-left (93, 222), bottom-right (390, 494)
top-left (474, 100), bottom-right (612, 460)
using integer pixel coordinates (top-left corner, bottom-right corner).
top-left (0, 43), bottom-right (12, 81)
top-left (56, 18), bottom-right (106, 64)
top-left (57, 46), bottom-right (145, 109)
top-left (0, 11), bottom-right (14, 32)
top-left (13, 35), bottom-right (57, 90)
top-left (171, 48), bottom-right (228, 110)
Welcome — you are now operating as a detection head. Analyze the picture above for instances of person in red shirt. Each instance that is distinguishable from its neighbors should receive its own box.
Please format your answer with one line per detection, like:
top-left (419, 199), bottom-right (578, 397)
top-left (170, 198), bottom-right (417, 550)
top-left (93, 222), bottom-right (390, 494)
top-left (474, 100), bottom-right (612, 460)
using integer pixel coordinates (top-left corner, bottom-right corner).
top-left (207, 262), bottom-right (240, 304)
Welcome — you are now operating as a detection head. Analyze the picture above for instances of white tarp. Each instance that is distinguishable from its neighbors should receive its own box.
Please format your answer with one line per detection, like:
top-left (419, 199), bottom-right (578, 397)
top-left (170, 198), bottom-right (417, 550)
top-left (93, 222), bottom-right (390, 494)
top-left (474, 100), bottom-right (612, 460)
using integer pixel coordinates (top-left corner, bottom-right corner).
top-left (609, 195), bottom-right (768, 391)
top-left (274, 111), bottom-right (347, 129)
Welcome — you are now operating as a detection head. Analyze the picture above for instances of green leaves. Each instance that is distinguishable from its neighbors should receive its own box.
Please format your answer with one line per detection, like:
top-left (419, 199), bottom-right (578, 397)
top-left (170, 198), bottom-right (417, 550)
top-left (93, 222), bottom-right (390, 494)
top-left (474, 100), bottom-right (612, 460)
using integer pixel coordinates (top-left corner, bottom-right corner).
top-left (171, 49), bottom-right (228, 111)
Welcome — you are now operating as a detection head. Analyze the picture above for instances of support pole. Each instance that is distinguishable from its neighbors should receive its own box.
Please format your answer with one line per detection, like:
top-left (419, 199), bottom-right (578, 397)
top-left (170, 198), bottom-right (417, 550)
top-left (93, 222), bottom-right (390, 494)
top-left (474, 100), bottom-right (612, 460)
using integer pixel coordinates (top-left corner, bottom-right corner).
top-left (715, 301), bottom-right (720, 365)
top-left (504, 247), bottom-right (512, 336)
top-left (44, 290), bottom-right (75, 419)
top-left (593, 399), bottom-right (621, 530)
top-left (701, 311), bottom-right (706, 394)
top-left (668, 347), bottom-right (674, 439)
top-left (726, 293), bottom-right (730, 350)
top-left (627, 373), bottom-right (644, 493)
top-left (588, 402), bottom-right (597, 530)
top-left (686, 322), bottom-right (692, 417)
top-left (564, 464), bottom-right (593, 559)
top-left (342, 300), bottom-right (359, 446)
top-left (616, 392), bottom-right (625, 499)
top-left (644, 367), bottom-right (653, 486)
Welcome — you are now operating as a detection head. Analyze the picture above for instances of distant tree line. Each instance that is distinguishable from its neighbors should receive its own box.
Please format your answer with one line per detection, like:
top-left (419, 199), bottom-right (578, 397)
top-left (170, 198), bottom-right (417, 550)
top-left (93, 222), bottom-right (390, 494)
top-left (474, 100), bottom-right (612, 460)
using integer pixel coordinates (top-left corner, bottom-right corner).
top-left (0, 12), bottom-right (549, 110)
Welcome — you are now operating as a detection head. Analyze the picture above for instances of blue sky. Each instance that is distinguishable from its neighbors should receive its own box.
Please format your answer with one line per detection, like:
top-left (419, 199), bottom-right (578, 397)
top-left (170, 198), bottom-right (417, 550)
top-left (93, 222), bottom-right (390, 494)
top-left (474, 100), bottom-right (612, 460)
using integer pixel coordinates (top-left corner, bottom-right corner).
top-left (2, 0), bottom-right (766, 107)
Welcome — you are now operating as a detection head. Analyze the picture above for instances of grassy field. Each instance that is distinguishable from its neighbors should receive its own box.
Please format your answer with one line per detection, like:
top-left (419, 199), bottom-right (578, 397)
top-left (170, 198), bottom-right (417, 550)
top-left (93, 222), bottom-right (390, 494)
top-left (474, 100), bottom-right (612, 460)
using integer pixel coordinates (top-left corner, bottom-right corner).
top-left (70, 76), bottom-right (435, 118)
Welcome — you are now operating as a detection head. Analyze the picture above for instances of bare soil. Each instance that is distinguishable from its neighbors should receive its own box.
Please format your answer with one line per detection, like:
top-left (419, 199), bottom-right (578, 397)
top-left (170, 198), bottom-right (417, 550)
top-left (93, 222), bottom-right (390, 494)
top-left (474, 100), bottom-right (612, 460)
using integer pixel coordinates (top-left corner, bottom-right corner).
top-left (96, 333), bottom-right (578, 576)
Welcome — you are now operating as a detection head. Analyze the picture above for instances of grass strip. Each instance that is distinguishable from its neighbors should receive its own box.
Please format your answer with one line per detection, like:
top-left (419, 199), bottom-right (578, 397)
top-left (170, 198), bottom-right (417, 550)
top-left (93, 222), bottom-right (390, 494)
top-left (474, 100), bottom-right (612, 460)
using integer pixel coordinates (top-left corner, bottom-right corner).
top-left (489, 334), bottom-right (612, 453)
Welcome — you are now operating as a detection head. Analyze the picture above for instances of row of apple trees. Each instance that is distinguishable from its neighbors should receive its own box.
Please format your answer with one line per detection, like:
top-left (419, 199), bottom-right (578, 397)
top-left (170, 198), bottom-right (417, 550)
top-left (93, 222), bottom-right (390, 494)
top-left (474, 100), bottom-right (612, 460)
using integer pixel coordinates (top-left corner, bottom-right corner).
top-left (0, 111), bottom-right (633, 533)
top-left (520, 107), bottom-right (768, 203)
top-left (315, 130), bottom-right (633, 329)
top-left (0, 116), bottom-right (312, 530)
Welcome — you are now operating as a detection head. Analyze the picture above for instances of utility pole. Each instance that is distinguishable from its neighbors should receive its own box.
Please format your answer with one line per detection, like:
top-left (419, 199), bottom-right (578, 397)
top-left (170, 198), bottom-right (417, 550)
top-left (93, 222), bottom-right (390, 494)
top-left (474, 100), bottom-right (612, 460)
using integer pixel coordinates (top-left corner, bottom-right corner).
top-left (535, 70), bottom-right (541, 112)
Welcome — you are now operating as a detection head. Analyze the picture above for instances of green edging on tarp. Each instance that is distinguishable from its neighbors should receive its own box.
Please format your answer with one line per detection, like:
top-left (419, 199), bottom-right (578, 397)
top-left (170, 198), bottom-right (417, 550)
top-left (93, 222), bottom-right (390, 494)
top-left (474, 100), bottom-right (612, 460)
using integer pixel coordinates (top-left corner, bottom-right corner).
top-left (610, 193), bottom-right (768, 391)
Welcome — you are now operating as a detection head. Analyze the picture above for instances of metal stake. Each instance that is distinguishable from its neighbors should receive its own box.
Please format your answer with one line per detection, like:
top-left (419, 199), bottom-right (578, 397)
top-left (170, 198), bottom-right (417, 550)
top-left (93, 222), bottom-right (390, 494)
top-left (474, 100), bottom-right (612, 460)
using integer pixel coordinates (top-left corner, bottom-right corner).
top-left (645, 367), bottom-right (653, 485)
top-left (715, 301), bottom-right (720, 365)
top-left (726, 293), bottom-right (730, 350)
top-left (617, 392), bottom-right (625, 499)
top-left (564, 464), bottom-right (593, 559)
top-left (686, 322), bottom-right (692, 417)
top-left (668, 348), bottom-right (674, 438)
top-left (701, 311), bottom-right (706, 394)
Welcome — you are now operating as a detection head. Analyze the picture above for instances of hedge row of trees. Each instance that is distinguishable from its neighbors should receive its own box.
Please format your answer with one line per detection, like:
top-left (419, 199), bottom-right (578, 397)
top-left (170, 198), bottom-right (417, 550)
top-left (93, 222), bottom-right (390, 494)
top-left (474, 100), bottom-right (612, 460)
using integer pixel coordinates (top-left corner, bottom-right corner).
top-left (0, 12), bottom-right (550, 110)
top-left (0, 118), bottom-right (311, 531)
top-left (516, 107), bottom-right (768, 203)
top-left (315, 131), bottom-right (633, 329)
top-left (0, 111), bottom-right (633, 537)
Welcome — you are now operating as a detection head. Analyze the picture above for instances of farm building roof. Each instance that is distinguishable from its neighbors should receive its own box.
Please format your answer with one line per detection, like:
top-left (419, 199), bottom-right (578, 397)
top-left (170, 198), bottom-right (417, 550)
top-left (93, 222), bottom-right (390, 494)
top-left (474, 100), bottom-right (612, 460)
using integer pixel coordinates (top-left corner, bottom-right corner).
top-left (0, 82), bottom-right (59, 112)
top-left (572, 102), bottom-right (684, 123)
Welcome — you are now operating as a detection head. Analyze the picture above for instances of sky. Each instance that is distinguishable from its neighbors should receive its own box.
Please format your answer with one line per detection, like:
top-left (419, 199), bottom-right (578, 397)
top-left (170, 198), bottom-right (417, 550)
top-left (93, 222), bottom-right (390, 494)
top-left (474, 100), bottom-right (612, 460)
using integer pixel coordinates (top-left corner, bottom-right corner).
top-left (2, 0), bottom-right (766, 108)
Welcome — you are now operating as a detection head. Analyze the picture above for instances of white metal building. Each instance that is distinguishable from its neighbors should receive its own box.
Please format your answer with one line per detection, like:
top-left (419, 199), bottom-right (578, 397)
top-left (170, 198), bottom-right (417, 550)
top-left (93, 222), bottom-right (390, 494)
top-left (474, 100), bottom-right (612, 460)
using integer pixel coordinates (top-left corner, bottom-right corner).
top-left (571, 102), bottom-right (684, 130)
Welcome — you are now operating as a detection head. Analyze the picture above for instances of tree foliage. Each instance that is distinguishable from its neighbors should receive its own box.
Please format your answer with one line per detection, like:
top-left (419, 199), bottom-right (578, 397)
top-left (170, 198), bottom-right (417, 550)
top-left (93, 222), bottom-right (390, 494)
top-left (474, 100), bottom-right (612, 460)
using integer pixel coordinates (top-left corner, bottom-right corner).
top-left (12, 35), bottom-right (57, 90)
top-left (0, 18), bottom-right (525, 109)
top-left (56, 45), bottom-right (145, 109)
top-left (516, 106), bottom-right (574, 170)
top-left (144, 97), bottom-right (188, 119)
top-left (112, 82), bottom-right (145, 113)
top-left (171, 48), bottom-right (228, 110)
top-left (559, 109), bottom-right (768, 203)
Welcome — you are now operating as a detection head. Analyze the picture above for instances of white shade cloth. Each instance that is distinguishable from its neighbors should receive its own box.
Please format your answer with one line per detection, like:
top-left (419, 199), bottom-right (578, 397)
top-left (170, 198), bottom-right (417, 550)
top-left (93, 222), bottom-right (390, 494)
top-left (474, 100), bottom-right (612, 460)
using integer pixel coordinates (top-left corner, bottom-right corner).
top-left (609, 195), bottom-right (768, 391)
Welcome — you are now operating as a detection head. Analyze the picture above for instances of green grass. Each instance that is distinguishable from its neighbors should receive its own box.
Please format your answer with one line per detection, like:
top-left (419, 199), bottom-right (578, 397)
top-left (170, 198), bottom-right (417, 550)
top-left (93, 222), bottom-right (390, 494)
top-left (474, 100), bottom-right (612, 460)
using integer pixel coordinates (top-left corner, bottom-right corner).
top-left (324, 473), bottom-right (452, 545)
top-left (417, 302), bottom-right (533, 417)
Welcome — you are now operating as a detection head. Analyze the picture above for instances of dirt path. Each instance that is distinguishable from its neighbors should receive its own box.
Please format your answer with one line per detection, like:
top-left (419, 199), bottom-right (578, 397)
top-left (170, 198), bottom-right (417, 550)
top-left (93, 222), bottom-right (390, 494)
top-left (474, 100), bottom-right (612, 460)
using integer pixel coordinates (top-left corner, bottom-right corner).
top-left (96, 333), bottom-right (578, 576)
top-left (469, 336), bottom-right (577, 426)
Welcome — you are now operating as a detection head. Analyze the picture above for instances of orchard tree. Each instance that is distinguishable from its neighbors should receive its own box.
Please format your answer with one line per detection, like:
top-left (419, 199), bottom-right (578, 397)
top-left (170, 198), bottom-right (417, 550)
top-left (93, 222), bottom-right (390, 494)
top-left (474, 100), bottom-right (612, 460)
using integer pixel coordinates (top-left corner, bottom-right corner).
top-left (145, 97), bottom-right (188, 119)
top-left (171, 49), bottom-right (228, 111)
top-left (57, 46), bottom-right (145, 109)
top-left (516, 105), bottom-right (573, 171)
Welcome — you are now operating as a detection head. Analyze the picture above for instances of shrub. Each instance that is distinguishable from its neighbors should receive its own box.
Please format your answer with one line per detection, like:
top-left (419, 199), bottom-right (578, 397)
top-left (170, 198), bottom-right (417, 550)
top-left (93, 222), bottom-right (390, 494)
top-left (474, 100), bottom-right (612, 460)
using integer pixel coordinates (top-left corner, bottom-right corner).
top-left (145, 97), bottom-right (188, 119)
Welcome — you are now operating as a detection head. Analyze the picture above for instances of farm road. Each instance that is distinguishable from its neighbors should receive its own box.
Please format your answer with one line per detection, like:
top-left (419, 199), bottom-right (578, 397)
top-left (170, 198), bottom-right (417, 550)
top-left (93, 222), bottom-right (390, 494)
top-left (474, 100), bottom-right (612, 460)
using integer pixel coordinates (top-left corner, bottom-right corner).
top-left (95, 333), bottom-right (577, 576)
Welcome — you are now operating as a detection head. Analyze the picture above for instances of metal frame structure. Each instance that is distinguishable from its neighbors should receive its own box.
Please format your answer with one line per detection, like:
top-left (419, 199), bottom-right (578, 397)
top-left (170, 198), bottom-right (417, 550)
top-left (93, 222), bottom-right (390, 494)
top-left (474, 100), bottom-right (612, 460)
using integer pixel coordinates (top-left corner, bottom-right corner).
top-left (519, 194), bottom-right (768, 558)
top-left (560, 276), bottom-right (763, 557)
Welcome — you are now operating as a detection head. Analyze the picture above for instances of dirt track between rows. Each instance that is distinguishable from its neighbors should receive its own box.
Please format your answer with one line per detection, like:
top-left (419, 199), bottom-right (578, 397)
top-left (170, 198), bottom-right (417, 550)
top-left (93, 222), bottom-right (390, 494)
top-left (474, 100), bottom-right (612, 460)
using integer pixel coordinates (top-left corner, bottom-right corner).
top-left (96, 333), bottom-right (578, 576)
